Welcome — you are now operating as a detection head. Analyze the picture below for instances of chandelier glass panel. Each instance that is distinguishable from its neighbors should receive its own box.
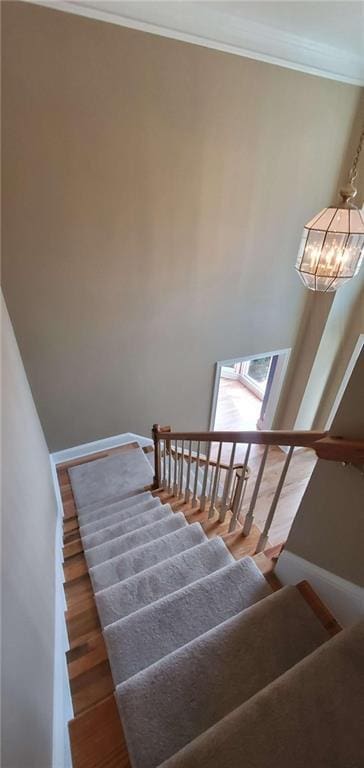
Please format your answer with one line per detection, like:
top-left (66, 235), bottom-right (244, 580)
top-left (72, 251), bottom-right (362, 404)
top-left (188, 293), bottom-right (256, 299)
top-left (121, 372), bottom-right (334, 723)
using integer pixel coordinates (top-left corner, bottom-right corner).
top-left (296, 125), bottom-right (364, 292)
top-left (296, 206), bottom-right (364, 292)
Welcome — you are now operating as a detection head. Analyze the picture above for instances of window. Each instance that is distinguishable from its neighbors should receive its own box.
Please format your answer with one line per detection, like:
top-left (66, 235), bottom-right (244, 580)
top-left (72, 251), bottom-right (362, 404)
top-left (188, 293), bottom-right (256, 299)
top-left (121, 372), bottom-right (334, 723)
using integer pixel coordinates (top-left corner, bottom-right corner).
top-left (241, 357), bottom-right (272, 399)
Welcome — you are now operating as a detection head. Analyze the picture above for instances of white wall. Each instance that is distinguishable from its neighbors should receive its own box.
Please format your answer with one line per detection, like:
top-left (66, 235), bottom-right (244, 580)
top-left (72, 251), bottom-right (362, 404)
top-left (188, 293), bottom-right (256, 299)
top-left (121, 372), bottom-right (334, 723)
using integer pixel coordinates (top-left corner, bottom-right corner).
top-left (1, 295), bottom-right (63, 768)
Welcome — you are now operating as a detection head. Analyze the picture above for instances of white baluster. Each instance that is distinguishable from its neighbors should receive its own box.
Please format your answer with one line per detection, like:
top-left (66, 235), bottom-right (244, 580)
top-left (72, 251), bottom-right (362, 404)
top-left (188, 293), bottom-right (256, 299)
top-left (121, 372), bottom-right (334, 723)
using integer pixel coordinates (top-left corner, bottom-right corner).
top-left (228, 443), bottom-right (251, 532)
top-left (156, 438), bottom-right (162, 489)
top-left (185, 441), bottom-right (193, 503)
top-left (199, 441), bottom-right (211, 513)
top-left (208, 442), bottom-right (222, 519)
top-left (219, 443), bottom-right (237, 523)
top-left (230, 473), bottom-right (238, 506)
top-left (178, 439), bottom-right (185, 499)
top-left (173, 439), bottom-right (178, 495)
top-left (243, 445), bottom-right (269, 536)
top-left (256, 446), bottom-right (294, 552)
top-left (162, 439), bottom-right (167, 489)
top-left (192, 441), bottom-right (201, 506)
top-left (207, 461), bottom-right (214, 500)
top-left (167, 439), bottom-right (172, 493)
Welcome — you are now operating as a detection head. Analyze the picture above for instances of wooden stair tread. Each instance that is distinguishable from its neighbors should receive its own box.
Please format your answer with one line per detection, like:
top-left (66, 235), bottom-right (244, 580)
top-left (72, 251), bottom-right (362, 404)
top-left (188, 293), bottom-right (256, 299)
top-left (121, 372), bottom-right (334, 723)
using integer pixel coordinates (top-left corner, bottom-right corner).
top-left (64, 504), bottom-right (79, 521)
top-left (252, 552), bottom-right (275, 576)
top-left (64, 529), bottom-right (82, 545)
top-left (64, 574), bottom-right (94, 608)
top-left (70, 660), bottom-right (114, 716)
top-left (64, 517), bottom-right (79, 533)
top-left (64, 553), bottom-right (88, 582)
top-left (66, 603), bottom-right (100, 648)
top-left (296, 581), bottom-right (341, 638)
top-left (264, 543), bottom-right (284, 560)
top-left (64, 538), bottom-right (83, 559)
top-left (64, 560), bottom-right (88, 581)
top-left (58, 444), bottom-right (153, 766)
top-left (222, 525), bottom-right (262, 559)
top-left (69, 695), bottom-right (131, 768)
top-left (67, 634), bottom-right (108, 679)
top-left (66, 594), bottom-right (95, 618)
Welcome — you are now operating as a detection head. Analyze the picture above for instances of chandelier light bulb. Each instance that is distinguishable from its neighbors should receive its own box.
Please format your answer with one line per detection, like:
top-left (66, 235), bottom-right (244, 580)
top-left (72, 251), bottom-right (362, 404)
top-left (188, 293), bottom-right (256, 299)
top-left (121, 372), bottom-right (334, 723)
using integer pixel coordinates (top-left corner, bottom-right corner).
top-left (295, 126), bottom-right (364, 292)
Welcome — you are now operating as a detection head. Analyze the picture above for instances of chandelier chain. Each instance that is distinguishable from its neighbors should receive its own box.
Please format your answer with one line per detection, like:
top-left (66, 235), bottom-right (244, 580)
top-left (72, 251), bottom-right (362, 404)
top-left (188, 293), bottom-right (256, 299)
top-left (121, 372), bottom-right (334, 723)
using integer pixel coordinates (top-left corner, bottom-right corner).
top-left (348, 124), bottom-right (364, 183)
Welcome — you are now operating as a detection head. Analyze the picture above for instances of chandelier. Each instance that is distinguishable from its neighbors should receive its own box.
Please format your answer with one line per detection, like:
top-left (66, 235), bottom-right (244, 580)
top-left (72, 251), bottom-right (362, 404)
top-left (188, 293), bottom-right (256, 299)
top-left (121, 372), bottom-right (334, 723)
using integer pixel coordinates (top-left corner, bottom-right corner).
top-left (296, 126), bottom-right (364, 292)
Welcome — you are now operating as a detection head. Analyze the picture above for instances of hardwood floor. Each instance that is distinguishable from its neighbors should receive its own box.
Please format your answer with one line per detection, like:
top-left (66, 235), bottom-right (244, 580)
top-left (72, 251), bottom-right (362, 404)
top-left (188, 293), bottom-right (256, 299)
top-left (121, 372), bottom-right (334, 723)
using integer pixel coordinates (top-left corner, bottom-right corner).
top-left (214, 376), bottom-right (262, 431)
top-left (240, 445), bottom-right (316, 546)
top-left (212, 378), bottom-right (317, 546)
top-left (209, 441), bottom-right (316, 547)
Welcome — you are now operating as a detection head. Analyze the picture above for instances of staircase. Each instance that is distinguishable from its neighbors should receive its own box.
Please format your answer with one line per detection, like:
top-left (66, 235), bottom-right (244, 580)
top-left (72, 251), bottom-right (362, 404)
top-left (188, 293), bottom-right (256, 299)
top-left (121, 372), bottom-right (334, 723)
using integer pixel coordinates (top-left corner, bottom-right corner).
top-left (60, 431), bottom-right (364, 768)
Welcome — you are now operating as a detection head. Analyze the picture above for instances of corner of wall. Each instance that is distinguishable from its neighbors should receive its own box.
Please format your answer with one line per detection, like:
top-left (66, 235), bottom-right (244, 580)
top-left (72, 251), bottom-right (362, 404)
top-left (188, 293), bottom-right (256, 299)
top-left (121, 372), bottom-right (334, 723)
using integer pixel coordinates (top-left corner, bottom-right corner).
top-left (275, 549), bottom-right (364, 626)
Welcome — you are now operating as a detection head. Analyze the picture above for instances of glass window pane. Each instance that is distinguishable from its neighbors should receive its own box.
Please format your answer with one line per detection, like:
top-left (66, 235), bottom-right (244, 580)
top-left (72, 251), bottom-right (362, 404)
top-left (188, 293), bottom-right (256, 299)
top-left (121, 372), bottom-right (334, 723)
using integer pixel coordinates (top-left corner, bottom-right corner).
top-left (247, 357), bottom-right (271, 385)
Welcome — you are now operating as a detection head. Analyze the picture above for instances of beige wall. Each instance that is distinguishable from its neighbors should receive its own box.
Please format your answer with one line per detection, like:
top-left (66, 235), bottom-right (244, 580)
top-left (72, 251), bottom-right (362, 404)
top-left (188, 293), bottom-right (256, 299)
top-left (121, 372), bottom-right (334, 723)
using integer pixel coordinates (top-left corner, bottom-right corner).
top-left (286, 349), bottom-right (364, 586)
top-left (290, 102), bottom-right (364, 432)
top-left (288, 275), bottom-right (364, 430)
top-left (1, 294), bottom-right (57, 767)
top-left (312, 282), bottom-right (364, 430)
top-left (2, 2), bottom-right (363, 451)
top-left (272, 102), bottom-right (364, 431)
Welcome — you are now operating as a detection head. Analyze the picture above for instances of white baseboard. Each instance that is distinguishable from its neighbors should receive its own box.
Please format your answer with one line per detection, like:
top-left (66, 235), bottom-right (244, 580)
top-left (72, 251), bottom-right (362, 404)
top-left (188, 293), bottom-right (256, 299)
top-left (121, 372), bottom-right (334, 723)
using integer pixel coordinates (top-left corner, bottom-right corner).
top-left (49, 458), bottom-right (73, 768)
top-left (51, 432), bottom-right (153, 465)
top-left (276, 549), bottom-right (364, 627)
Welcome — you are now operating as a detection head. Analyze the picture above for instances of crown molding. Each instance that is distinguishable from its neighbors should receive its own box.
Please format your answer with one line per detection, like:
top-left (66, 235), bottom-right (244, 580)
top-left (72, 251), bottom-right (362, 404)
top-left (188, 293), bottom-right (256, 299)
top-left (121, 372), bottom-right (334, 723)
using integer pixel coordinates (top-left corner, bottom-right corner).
top-left (25, 0), bottom-right (364, 86)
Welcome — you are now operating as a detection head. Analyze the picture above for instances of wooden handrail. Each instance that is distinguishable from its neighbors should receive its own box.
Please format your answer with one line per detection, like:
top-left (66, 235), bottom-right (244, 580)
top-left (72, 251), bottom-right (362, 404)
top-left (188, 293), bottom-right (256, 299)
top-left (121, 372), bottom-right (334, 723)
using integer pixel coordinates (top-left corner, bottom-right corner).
top-left (314, 436), bottom-right (364, 463)
top-left (153, 425), bottom-right (364, 463)
top-left (153, 426), bottom-right (328, 448)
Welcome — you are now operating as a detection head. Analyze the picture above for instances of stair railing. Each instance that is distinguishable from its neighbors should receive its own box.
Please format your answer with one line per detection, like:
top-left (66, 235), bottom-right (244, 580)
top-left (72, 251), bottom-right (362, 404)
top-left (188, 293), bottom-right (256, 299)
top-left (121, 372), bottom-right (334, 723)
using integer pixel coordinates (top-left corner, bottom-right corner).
top-left (152, 425), bottom-right (354, 551)
top-left (153, 431), bottom-right (250, 523)
top-left (167, 442), bottom-right (249, 515)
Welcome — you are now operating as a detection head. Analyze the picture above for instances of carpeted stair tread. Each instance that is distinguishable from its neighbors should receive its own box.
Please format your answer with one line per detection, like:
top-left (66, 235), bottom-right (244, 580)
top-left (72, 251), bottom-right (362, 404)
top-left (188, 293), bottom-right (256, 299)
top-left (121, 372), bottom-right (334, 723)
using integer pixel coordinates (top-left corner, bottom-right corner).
top-left (85, 511), bottom-right (187, 568)
top-left (79, 496), bottom-right (161, 537)
top-left (77, 488), bottom-right (149, 518)
top-left (104, 557), bottom-right (270, 685)
top-left (89, 523), bottom-right (207, 593)
top-left (69, 448), bottom-right (153, 510)
top-left (82, 503), bottom-right (170, 551)
top-left (116, 586), bottom-right (328, 768)
top-left (158, 619), bottom-right (364, 768)
top-left (78, 491), bottom-right (153, 525)
top-left (96, 538), bottom-right (234, 627)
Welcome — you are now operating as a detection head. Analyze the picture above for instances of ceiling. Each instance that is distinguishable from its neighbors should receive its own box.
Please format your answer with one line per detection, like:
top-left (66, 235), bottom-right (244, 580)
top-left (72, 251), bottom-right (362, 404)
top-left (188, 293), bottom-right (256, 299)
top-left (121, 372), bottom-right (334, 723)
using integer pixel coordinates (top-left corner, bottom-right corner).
top-left (29, 1), bottom-right (364, 84)
top-left (211, 2), bottom-right (363, 53)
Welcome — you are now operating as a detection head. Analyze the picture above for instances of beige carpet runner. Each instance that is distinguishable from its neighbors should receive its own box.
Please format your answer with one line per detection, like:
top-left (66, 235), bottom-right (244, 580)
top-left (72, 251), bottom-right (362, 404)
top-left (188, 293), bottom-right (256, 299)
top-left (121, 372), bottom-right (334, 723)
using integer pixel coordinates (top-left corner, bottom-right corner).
top-left (69, 445), bottom-right (364, 768)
